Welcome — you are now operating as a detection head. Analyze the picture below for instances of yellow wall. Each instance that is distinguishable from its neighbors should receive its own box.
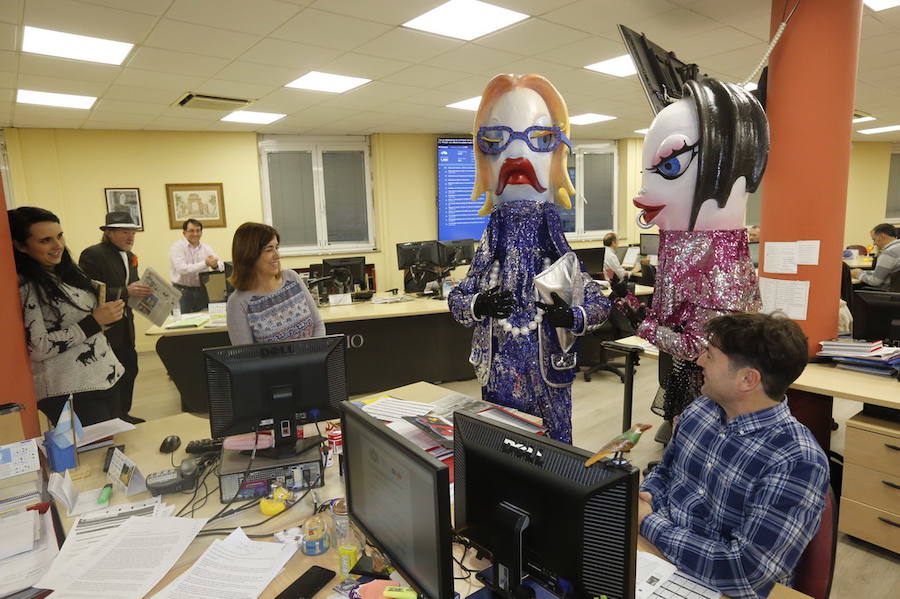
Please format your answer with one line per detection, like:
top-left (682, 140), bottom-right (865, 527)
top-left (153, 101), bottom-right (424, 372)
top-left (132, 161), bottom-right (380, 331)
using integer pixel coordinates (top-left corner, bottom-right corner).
top-left (844, 141), bottom-right (892, 247)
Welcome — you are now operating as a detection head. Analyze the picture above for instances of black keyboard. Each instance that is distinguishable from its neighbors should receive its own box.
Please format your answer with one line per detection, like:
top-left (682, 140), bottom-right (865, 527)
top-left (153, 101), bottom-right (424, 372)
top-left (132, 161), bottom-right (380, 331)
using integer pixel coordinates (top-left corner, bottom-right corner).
top-left (185, 438), bottom-right (223, 455)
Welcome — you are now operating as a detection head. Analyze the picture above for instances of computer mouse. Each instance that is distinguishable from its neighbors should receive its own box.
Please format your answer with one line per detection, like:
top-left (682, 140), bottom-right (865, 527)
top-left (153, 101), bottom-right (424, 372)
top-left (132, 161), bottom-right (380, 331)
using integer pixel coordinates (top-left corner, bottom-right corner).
top-left (159, 435), bottom-right (181, 453)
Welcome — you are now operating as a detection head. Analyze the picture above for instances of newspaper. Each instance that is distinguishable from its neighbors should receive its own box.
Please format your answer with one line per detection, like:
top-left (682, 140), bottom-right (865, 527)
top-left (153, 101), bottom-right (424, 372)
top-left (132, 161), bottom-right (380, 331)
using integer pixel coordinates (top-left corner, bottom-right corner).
top-left (128, 267), bottom-right (181, 326)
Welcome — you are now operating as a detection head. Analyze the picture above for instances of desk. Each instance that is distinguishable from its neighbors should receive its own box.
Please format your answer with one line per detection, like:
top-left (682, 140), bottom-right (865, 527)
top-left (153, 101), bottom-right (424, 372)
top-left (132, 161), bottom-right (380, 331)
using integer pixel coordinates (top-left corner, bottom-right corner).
top-left (146, 297), bottom-right (474, 411)
top-left (844, 256), bottom-right (874, 270)
top-left (62, 381), bottom-right (808, 599)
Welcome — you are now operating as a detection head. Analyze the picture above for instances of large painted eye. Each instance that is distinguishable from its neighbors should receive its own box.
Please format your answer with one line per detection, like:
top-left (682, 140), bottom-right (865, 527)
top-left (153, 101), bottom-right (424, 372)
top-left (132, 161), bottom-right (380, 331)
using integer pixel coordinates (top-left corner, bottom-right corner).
top-left (648, 142), bottom-right (698, 180)
top-left (477, 127), bottom-right (510, 153)
top-left (528, 128), bottom-right (558, 151)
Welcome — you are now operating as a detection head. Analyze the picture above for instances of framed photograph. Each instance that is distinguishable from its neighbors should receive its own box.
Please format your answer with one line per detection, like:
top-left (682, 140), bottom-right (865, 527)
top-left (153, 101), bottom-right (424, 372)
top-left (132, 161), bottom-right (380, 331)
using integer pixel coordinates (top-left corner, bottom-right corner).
top-left (104, 188), bottom-right (143, 231)
top-left (165, 183), bottom-right (227, 229)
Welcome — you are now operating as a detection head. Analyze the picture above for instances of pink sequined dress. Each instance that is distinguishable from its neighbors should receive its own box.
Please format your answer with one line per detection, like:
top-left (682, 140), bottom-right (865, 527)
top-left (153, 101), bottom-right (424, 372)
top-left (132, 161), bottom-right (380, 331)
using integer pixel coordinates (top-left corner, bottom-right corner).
top-left (637, 229), bottom-right (761, 361)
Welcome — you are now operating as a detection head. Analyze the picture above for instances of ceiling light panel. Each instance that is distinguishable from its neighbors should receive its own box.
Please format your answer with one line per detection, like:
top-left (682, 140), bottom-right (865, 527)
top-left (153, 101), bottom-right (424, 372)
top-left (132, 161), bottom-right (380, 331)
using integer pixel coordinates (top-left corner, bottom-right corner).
top-left (285, 71), bottom-right (371, 93)
top-left (403, 0), bottom-right (528, 41)
top-left (857, 124), bottom-right (900, 134)
top-left (569, 113), bottom-right (616, 125)
top-left (852, 116), bottom-right (876, 123)
top-left (221, 111), bottom-right (286, 124)
top-left (634, 128), bottom-right (649, 135)
top-left (22, 26), bottom-right (133, 65)
top-left (446, 96), bottom-right (481, 110)
top-left (17, 89), bottom-right (96, 109)
top-left (584, 54), bottom-right (637, 77)
top-left (863, 1), bottom-right (900, 11)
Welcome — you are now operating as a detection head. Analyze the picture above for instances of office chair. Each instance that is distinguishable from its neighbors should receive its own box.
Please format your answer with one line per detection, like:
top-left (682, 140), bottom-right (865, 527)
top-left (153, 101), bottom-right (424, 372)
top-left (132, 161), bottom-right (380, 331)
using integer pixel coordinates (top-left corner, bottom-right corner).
top-left (890, 270), bottom-right (900, 292)
top-left (793, 487), bottom-right (837, 599)
top-left (844, 244), bottom-right (867, 256)
top-left (581, 308), bottom-right (635, 383)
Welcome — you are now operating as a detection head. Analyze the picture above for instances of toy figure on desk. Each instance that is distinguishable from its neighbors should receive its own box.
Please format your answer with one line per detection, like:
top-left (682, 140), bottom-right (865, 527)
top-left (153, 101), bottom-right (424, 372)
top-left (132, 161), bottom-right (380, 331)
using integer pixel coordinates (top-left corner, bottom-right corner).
top-left (584, 423), bottom-right (652, 467)
top-left (448, 74), bottom-right (611, 444)
top-left (633, 78), bottom-right (767, 422)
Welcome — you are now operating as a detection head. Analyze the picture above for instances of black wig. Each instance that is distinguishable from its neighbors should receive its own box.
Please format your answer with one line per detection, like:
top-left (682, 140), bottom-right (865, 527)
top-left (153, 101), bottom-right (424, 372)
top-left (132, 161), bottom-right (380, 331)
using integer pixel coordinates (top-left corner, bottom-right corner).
top-left (684, 78), bottom-right (769, 231)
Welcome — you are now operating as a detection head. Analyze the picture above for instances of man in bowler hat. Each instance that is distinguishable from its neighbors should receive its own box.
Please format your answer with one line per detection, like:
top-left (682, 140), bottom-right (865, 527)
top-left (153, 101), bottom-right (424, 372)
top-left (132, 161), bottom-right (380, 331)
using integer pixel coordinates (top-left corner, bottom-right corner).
top-left (79, 212), bottom-right (152, 424)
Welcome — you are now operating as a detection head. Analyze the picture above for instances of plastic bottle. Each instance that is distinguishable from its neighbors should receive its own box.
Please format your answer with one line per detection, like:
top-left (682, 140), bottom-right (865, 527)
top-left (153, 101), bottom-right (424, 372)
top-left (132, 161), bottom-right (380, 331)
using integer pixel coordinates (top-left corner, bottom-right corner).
top-left (332, 498), bottom-right (361, 580)
top-left (300, 513), bottom-right (329, 556)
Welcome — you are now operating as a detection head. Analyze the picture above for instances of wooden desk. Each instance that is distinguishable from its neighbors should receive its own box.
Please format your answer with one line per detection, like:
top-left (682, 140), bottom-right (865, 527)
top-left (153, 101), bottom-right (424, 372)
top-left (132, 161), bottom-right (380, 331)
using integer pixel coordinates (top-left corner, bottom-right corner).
top-left (62, 382), bottom-right (808, 599)
top-left (843, 257), bottom-right (874, 270)
top-left (145, 296), bottom-right (474, 411)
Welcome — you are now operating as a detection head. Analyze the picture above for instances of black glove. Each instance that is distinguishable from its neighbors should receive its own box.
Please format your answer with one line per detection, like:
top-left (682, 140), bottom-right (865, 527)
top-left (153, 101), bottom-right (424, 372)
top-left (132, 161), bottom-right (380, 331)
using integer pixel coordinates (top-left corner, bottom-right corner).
top-left (534, 292), bottom-right (574, 328)
top-left (473, 287), bottom-right (516, 319)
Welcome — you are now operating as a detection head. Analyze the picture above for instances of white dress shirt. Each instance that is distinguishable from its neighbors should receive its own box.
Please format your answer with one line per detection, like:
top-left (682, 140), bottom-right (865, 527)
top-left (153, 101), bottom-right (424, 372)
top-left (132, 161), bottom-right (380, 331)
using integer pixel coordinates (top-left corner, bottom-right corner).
top-left (169, 237), bottom-right (223, 287)
top-left (603, 247), bottom-right (627, 280)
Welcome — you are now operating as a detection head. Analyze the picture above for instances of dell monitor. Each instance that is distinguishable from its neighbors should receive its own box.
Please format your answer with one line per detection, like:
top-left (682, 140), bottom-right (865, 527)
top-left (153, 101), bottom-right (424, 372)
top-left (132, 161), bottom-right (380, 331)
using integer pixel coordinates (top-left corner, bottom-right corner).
top-left (397, 240), bottom-right (441, 270)
top-left (205, 334), bottom-right (347, 458)
top-left (438, 238), bottom-right (476, 268)
top-left (323, 257), bottom-right (367, 294)
top-left (640, 233), bottom-right (659, 256)
top-left (853, 290), bottom-right (900, 344)
top-left (575, 247), bottom-right (607, 278)
top-left (340, 402), bottom-right (454, 599)
top-left (454, 411), bottom-right (639, 599)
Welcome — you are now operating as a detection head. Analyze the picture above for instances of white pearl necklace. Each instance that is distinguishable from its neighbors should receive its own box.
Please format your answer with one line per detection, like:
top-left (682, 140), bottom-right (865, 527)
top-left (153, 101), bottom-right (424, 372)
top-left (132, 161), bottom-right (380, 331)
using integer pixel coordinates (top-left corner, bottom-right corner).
top-left (488, 258), bottom-right (551, 337)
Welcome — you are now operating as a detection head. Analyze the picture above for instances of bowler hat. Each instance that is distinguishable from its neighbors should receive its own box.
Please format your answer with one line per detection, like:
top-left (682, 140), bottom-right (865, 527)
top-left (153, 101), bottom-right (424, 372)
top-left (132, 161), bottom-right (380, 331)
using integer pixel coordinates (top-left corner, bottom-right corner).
top-left (100, 211), bottom-right (139, 230)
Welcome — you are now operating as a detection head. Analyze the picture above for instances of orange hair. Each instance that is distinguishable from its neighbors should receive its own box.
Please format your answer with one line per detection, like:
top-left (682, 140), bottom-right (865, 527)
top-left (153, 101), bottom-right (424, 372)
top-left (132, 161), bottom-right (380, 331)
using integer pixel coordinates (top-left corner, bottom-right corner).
top-left (471, 74), bottom-right (575, 216)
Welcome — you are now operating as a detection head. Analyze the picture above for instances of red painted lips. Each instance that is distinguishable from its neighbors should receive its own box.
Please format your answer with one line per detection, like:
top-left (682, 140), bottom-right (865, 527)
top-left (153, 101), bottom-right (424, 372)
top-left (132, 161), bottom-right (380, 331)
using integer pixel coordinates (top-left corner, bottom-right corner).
top-left (633, 198), bottom-right (665, 224)
top-left (496, 157), bottom-right (547, 195)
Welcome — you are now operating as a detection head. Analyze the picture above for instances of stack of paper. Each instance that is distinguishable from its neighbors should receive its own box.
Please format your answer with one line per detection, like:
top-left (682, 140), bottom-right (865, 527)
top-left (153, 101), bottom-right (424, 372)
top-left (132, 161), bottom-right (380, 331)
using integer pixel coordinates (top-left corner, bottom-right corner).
top-left (153, 528), bottom-right (296, 598)
top-left (0, 509), bottom-right (59, 597)
top-left (817, 338), bottom-right (900, 376)
top-left (360, 396), bottom-right (434, 421)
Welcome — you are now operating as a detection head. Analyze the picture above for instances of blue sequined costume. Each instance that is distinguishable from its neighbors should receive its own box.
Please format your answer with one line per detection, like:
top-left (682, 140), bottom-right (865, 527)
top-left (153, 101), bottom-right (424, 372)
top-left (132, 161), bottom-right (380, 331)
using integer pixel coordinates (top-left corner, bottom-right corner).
top-left (448, 199), bottom-right (611, 443)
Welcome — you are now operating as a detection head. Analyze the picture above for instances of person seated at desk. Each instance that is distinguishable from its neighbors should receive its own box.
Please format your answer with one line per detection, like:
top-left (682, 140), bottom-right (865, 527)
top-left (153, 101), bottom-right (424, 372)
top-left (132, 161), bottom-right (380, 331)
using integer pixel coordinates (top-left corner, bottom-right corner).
top-left (639, 312), bottom-right (829, 599)
top-left (851, 223), bottom-right (899, 290)
top-left (169, 218), bottom-right (224, 313)
top-left (602, 232), bottom-right (641, 280)
top-left (226, 222), bottom-right (325, 345)
top-left (747, 224), bottom-right (760, 243)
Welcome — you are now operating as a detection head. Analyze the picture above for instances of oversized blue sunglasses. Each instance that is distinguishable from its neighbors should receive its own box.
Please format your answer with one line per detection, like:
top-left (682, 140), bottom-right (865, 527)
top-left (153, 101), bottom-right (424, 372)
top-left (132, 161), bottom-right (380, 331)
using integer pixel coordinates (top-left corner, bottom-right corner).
top-left (476, 125), bottom-right (573, 154)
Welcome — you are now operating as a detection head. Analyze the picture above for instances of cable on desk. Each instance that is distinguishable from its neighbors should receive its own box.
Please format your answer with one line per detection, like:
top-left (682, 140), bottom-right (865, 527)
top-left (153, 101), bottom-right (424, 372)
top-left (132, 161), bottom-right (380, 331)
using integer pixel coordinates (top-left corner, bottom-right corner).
top-left (175, 455), bottom-right (220, 517)
top-left (206, 428), bottom-right (260, 524)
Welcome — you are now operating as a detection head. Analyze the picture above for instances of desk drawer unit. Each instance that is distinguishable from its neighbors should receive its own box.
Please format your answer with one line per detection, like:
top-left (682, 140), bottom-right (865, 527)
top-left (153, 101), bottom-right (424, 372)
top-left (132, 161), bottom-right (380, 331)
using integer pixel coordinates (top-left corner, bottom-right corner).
top-left (839, 412), bottom-right (900, 553)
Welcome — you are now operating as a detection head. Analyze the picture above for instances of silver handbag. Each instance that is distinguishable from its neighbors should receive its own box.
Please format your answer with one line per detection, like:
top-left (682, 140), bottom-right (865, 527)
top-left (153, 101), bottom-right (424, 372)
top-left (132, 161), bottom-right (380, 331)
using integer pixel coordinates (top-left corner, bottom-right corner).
top-left (533, 251), bottom-right (580, 354)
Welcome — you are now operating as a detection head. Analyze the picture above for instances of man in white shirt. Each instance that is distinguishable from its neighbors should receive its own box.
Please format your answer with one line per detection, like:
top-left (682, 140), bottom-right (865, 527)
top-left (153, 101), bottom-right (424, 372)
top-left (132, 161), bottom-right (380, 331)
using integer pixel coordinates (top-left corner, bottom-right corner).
top-left (852, 223), bottom-right (899, 291)
top-left (602, 232), bottom-right (640, 280)
top-left (169, 218), bottom-right (223, 312)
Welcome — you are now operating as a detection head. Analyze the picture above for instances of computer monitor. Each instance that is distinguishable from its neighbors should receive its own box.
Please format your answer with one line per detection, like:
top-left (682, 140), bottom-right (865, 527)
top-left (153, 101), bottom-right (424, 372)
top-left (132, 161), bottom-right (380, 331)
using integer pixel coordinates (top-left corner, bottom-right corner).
top-left (340, 402), bottom-right (454, 599)
top-left (396, 241), bottom-right (441, 270)
top-left (640, 233), bottom-right (659, 256)
top-left (748, 241), bottom-right (760, 266)
top-left (323, 257), bottom-right (367, 294)
top-left (615, 246), bottom-right (628, 262)
top-left (437, 238), bottom-right (476, 268)
top-left (454, 411), bottom-right (639, 599)
top-left (574, 247), bottom-right (606, 278)
top-left (204, 334), bottom-right (347, 458)
top-left (853, 290), bottom-right (900, 344)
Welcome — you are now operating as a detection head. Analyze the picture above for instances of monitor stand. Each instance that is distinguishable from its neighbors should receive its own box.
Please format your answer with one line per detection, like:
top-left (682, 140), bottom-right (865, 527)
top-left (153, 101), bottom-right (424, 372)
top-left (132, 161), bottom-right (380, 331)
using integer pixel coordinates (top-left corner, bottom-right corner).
top-left (467, 568), bottom-right (560, 599)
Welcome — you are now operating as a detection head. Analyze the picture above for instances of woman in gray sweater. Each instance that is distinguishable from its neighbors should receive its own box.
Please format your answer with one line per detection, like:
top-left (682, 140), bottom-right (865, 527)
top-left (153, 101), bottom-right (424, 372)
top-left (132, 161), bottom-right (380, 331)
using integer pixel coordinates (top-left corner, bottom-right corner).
top-left (10, 207), bottom-right (126, 425)
top-left (226, 222), bottom-right (325, 345)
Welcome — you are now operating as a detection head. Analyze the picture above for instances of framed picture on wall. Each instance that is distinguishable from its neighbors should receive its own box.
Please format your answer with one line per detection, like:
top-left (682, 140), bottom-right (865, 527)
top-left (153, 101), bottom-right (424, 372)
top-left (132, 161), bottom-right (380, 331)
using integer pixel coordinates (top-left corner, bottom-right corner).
top-left (165, 183), bottom-right (227, 229)
top-left (104, 188), bottom-right (143, 231)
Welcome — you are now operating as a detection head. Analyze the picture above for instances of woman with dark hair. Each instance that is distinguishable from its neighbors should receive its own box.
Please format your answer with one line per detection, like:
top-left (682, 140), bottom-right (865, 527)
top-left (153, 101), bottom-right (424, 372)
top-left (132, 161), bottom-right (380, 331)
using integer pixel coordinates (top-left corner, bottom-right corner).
top-left (9, 207), bottom-right (126, 425)
top-left (226, 222), bottom-right (324, 345)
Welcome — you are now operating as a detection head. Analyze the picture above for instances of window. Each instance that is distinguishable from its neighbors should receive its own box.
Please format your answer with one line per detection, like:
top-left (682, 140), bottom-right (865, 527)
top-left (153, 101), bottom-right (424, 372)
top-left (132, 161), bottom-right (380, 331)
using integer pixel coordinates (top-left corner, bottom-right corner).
top-left (259, 135), bottom-right (375, 255)
top-left (887, 152), bottom-right (900, 222)
top-left (555, 142), bottom-right (617, 239)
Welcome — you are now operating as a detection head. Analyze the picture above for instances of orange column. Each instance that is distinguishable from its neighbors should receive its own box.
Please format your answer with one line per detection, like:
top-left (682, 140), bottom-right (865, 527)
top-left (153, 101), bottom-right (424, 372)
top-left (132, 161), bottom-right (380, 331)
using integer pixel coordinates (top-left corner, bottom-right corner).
top-left (762, 0), bottom-right (863, 450)
top-left (0, 177), bottom-right (40, 440)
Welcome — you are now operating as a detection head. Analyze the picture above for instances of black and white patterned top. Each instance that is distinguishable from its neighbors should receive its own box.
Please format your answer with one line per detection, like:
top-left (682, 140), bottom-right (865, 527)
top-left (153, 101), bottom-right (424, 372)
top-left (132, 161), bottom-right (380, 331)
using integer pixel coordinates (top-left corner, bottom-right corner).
top-left (19, 279), bottom-right (123, 399)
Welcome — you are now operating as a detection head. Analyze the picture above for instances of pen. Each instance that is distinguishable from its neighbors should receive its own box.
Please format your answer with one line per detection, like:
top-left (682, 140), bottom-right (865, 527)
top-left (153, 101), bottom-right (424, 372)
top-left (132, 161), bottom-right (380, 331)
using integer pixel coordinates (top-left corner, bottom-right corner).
top-left (98, 483), bottom-right (113, 504)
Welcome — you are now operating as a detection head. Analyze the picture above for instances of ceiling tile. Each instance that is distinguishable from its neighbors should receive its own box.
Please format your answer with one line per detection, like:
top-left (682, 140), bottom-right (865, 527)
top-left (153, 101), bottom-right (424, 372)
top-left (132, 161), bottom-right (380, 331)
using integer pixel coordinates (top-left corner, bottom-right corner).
top-left (143, 19), bottom-right (260, 60)
top-left (540, 36), bottom-right (628, 69)
top-left (114, 67), bottom-right (207, 92)
top-left (84, 112), bottom-right (156, 128)
top-left (270, 8), bottom-right (391, 51)
top-left (147, 115), bottom-right (219, 130)
top-left (212, 61), bottom-right (300, 87)
top-left (424, 44), bottom-right (524, 74)
top-left (0, 22), bottom-right (15, 52)
top-left (238, 38), bottom-right (342, 70)
top-left (158, 105), bottom-right (229, 120)
top-left (24, 0), bottom-right (158, 43)
top-left (18, 54), bottom-right (122, 83)
top-left (669, 27), bottom-right (761, 63)
top-left (93, 98), bottom-right (166, 116)
top-left (325, 81), bottom-right (430, 110)
top-left (77, 0), bottom-right (172, 16)
top-left (0, 87), bottom-right (13, 102)
top-left (16, 72), bottom-right (109, 96)
top-left (354, 28), bottom-right (462, 63)
top-left (319, 52), bottom-right (411, 79)
top-left (697, 42), bottom-right (768, 78)
top-left (0, 50), bottom-right (17, 72)
top-left (13, 103), bottom-right (90, 124)
top-left (309, 0), bottom-right (446, 26)
top-left (248, 87), bottom-right (328, 114)
top-left (103, 84), bottom-right (182, 105)
top-left (475, 18), bottom-right (591, 55)
top-left (861, 14), bottom-right (893, 39)
top-left (405, 88), bottom-right (471, 107)
top-left (0, 71), bottom-right (15, 88)
top-left (0, 101), bottom-right (12, 126)
top-left (542, 0), bottom-right (679, 37)
top-left (369, 101), bottom-right (449, 119)
top-left (206, 120), bottom-right (262, 132)
top-left (490, 0), bottom-right (578, 17)
top-left (382, 64), bottom-right (472, 88)
top-left (126, 47), bottom-right (230, 77)
top-left (166, 0), bottom-right (302, 35)
top-left (0, 0), bottom-right (21, 25)
top-left (195, 79), bottom-right (276, 101)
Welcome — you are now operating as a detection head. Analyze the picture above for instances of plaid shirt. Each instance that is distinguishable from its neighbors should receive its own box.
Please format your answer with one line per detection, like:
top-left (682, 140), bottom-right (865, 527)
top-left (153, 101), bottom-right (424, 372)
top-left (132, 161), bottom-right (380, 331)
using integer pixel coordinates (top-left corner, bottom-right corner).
top-left (640, 395), bottom-right (830, 599)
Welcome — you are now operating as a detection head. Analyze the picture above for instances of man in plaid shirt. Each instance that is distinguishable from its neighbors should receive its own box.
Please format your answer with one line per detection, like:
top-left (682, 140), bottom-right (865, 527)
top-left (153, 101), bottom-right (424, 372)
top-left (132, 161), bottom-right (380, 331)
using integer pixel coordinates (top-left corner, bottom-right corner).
top-left (639, 313), bottom-right (830, 599)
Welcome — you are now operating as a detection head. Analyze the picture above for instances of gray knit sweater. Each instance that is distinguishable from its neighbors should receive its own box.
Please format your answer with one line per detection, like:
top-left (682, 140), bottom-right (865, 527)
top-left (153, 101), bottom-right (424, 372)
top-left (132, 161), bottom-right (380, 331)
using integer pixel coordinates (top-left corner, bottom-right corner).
top-left (20, 279), bottom-right (124, 399)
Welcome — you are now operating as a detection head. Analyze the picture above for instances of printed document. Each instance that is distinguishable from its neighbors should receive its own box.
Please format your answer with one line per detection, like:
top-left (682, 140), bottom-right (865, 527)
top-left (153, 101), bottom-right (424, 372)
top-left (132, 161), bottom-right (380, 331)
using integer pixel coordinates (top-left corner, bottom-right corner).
top-left (129, 267), bottom-right (181, 326)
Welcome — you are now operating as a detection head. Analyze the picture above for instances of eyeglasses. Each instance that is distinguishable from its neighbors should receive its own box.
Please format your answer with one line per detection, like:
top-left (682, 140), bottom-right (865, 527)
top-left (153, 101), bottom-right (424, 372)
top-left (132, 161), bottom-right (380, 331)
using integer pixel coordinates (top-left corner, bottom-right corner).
top-left (476, 125), bottom-right (572, 154)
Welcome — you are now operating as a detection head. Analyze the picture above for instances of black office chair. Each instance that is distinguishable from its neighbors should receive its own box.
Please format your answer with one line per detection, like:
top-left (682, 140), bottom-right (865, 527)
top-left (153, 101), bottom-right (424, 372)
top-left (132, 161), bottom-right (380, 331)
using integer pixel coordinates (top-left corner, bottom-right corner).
top-left (581, 308), bottom-right (636, 383)
top-left (199, 262), bottom-right (234, 304)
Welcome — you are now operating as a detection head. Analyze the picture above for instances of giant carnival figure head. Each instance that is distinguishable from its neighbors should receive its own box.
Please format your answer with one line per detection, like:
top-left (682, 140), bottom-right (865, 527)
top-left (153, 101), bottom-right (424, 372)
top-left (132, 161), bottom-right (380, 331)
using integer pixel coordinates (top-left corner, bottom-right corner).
top-left (634, 78), bottom-right (768, 232)
top-left (471, 74), bottom-right (576, 216)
